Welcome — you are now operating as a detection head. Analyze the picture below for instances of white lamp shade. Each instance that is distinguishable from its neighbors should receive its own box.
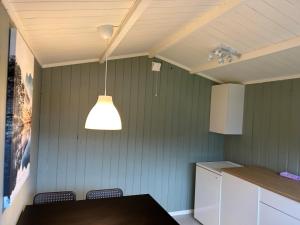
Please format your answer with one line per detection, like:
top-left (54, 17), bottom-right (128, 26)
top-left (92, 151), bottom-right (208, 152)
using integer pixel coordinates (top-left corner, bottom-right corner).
top-left (85, 95), bottom-right (122, 130)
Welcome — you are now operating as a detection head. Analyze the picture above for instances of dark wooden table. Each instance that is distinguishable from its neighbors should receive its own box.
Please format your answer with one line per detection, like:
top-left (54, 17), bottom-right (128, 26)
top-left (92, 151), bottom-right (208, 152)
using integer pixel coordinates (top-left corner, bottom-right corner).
top-left (17, 194), bottom-right (179, 225)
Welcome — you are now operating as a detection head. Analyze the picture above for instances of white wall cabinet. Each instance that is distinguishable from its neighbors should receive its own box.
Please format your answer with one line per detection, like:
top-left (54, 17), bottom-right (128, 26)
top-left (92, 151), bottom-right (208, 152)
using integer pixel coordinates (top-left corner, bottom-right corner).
top-left (209, 83), bottom-right (245, 135)
top-left (220, 173), bottom-right (259, 225)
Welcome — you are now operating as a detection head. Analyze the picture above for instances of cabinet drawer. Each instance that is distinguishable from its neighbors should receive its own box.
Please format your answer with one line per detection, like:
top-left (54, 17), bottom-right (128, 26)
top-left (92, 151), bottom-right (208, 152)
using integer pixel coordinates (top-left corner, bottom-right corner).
top-left (260, 188), bottom-right (300, 220)
top-left (259, 203), bottom-right (300, 225)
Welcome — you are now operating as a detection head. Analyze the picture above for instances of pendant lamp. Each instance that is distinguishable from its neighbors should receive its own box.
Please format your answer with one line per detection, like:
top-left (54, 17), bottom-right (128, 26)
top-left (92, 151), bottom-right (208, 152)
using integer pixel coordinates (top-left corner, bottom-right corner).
top-left (85, 25), bottom-right (122, 130)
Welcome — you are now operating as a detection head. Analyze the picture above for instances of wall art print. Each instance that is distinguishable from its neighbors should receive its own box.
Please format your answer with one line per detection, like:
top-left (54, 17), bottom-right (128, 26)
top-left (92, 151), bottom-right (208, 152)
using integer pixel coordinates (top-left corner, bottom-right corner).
top-left (3, 28), bottom-right (34, 210)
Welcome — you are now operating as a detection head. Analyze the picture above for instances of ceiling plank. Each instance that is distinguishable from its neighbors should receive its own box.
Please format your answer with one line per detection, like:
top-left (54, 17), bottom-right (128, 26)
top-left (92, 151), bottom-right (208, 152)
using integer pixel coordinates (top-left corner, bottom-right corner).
top-left (148, 0), bottom-right (242, 58)
top-left (190, 35), bottom-right (300, 73)
top-left (99, 0), bottom-right (152, 63)
top-left (1, 0), bottom-right (42, 64)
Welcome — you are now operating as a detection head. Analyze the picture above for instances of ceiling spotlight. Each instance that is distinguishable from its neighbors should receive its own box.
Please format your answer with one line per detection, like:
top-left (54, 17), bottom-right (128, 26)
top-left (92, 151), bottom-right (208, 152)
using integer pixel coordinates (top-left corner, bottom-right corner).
top-left (218, 58), bottom-right (224, 64)
top-left (208, 44), bottom-right (241, 64)
top-left (208, 53), bottom-right (214, 61)
top-left (227, 55), bottom-right (233, 63)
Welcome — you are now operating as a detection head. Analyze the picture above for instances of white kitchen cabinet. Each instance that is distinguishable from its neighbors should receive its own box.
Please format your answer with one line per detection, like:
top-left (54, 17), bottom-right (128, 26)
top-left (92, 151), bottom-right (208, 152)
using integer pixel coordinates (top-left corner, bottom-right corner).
top-left (209, 83), bottom-right (245, 135)
top-left (259, 203), bottom-right (300, 225)
top-left (194, 162), bottom-right (241, 225)
top-left (259, 188), bottom-right (300, 225)
top-left (220, 172), bottom-right (259, 225)
top-left (194, 166), bottom-right (221, 225)
top-left (260, 188), bottom-right (300, 221)
top-left (219, 168), bottom-right (300, 225)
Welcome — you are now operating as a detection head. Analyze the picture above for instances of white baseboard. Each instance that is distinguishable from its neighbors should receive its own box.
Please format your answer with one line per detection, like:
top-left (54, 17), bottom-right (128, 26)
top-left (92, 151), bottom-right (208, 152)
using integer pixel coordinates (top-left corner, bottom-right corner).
top-left (169, 209), bottom-right (193, 216)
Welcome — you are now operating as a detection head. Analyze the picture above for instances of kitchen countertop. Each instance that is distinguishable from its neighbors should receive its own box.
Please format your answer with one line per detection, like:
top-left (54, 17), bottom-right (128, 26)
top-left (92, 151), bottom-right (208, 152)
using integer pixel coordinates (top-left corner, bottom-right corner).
top-left (222, 166), bottom-right (300, 203)
top-left (196, 161), bottom-right (241, 175)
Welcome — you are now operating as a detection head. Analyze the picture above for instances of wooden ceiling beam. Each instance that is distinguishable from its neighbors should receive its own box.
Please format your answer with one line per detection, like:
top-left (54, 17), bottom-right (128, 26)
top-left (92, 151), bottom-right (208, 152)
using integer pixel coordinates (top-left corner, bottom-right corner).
top-left (190, 35), bottom-right (300, 73)
top-left (99, 0), bottom-right (152, 63)
top-left (148, 0), bottom-right (242, 58)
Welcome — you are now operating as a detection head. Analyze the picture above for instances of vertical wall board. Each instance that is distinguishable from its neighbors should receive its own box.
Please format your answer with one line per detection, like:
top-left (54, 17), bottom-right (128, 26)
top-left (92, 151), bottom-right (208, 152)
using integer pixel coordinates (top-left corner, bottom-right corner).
top-left (242, 85), bottom-right (255, 165)
top-left (168, 66), bottom-right (182, 211)
top-left (31, 60), bottom-right (42, 196)
top-left (201, 79), bottom-right (211, 161)
top-left (153, 59), bottom-right (167, 205)
top-left (122, 58), bottom-right (134, 195)
top-left (277, 80), bottom-right (292, 172)
top-left (95, 62), bottom-right (105, 189)
top-left (140, 58), bottom-right (154, 195)
top-left (267, 82), bottom-right (281, 171)
top-left (84, 63), bottom-right (99, 190)
top-left (37, 68), bottom-right (51, 192)
top-left (109, 59), bottom-right (123, 189)
top-left (101, 60), bottom-right (116, 190)
top-left (181, 71), bottom-right (194, 210)
top-left (260, 83), bottom-right (272, 167)
top-left (132, 57), bottom-right (146, 195)
top-left (48, 67), bottom-right (62, 190)
top-left (125, 57), bottom-right (139, 195)
top-left (114, 59), bottom-right (126, 191)
top-left (147, 60), bottom-right (162, 202)
top-left (159, 62), bottom-right (174, 208)
top-left (74, 63), bottom-right (90, 199)
top-left (187, 76), bottom-right (202, 210)
top-left (288, 79), bottom-right (300, 174)
top-left (66, 65), bottom-right (81, 190)
top-left (56, 66), bottom-right (71, 190)
top-left (251, 84), bottom-right (264, 166)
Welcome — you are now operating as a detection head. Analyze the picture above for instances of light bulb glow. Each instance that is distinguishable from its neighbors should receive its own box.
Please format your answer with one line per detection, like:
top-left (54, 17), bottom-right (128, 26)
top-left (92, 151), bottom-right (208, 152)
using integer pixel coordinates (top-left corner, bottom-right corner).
top-left (85, 95), bottom-right (122, 130)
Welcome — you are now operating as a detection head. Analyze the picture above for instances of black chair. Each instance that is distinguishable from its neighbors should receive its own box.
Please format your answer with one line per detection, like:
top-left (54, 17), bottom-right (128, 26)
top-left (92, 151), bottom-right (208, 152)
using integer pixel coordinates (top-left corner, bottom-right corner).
top-left (86, 188), bottom-right (123, 200)
top-left (33, 191), bottom-right (76, 205)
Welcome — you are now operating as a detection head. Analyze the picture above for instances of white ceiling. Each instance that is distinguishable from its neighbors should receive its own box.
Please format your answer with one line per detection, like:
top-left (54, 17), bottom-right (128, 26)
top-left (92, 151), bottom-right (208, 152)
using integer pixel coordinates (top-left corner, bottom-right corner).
top-left (3, 0), bottom-right (300, 84)
top-left (3, 0), bottom-right (135, 64)
top-left (112, 0), bottom-right (222, 56)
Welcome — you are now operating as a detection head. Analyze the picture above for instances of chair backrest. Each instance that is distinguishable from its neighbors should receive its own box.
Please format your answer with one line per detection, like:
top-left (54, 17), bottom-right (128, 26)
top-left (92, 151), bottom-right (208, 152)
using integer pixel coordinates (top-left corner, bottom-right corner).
top-left (86, 188), bottom-right (123, 200)
top-left (33, 191), bottom-right (76, 205)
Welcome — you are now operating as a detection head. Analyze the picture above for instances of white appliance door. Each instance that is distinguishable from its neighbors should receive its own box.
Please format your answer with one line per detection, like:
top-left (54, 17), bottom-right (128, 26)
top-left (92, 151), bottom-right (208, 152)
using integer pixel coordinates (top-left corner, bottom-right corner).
top-left (194, 166), bottom-right (221, 225)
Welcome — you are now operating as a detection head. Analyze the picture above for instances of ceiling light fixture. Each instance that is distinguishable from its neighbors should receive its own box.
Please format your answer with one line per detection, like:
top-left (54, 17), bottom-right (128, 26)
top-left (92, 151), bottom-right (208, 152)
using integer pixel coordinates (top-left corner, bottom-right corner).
top-left (85, 24), bottom-right (122, 130)
top-left (208, 44), bottom-right (241, 64)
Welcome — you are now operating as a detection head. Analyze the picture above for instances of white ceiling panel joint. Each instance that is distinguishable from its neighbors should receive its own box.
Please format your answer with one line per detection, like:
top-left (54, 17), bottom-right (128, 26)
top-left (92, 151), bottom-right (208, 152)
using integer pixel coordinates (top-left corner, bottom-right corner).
top-left (147, 0), bottom-right (242, 58)
top-left (99, 0), bottom-right (152, 63)
top-left (191, 35), bottom-right (300, 73)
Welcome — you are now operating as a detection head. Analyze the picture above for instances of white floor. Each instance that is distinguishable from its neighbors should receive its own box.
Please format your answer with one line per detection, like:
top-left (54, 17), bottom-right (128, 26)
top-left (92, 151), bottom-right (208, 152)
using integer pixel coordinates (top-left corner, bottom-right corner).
top-left (173, 214), bottom-right (202, 225)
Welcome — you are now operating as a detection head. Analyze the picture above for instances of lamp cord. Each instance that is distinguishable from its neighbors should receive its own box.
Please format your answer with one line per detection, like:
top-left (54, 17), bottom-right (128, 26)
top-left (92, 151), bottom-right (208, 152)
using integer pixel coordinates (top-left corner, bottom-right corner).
top-left (104, 39), bottom-right (108, 96)
top-left (155, 72), bottom-right (158, 97)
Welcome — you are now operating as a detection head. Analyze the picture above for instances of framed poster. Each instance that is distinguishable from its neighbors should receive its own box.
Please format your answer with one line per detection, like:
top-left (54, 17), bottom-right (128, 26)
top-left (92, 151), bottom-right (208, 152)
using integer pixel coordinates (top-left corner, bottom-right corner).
top-left (3, 28), bottom-right (34, 210)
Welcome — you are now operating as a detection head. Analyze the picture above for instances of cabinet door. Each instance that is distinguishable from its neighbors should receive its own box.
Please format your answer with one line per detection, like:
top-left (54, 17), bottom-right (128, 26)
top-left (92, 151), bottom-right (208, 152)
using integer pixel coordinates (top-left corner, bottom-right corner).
top-left (194, 166), bottom-right (221, 225)
top-left (220, 173), bottom-right (259, 225)
top-left (259, 203), bottom-right (300, 225)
